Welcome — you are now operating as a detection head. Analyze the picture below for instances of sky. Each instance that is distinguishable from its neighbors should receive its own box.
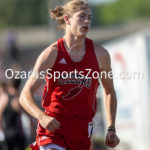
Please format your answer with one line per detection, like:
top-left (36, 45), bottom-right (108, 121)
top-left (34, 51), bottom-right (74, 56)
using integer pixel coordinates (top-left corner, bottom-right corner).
top-left (87, 0), bottom-right (116, 5)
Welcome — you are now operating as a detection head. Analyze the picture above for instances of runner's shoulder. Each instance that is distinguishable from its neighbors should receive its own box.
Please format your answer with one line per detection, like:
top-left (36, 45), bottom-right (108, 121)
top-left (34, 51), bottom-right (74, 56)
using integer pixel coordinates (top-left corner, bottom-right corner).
top-left (93, 42), bottom-right (110, 58)
top-left (93, 41), bottom-right (111, 69)
top-left (42, 41), bottom-right (58, 58)
top-left (36, 41), bottom-right (58, 69)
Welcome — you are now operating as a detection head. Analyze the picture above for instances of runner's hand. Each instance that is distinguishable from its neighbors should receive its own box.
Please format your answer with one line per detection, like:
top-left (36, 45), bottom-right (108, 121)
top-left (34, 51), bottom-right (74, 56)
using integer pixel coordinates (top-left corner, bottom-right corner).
top-left (39, 114), bottom-right (60, 132)
top-left (105, 130), bottom-right (120, 148)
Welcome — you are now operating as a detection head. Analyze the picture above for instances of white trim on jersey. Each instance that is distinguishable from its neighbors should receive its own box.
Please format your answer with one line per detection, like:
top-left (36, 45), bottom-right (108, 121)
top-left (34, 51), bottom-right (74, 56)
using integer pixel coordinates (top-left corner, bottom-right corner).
top-left (88, 122), bottom-right (94, 138)
top-left (40, 144), bottom-right (66, 150)
top-left (42, 79), bottom-right (49, 106)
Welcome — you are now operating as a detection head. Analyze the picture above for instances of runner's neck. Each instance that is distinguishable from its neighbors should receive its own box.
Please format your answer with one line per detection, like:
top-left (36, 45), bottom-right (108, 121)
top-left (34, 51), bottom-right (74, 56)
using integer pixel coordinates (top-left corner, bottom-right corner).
top-left (63, 36), bottom-right (85, 53)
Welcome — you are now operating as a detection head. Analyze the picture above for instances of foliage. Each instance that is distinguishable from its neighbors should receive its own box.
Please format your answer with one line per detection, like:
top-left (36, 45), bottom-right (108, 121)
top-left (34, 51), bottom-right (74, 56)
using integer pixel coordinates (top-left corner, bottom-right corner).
top-left (0, 0), bottom-right (48, 28)
top-left (95, 0), bottom-right (150, 25)
top-left (1, 0), bottom-right (150, 28)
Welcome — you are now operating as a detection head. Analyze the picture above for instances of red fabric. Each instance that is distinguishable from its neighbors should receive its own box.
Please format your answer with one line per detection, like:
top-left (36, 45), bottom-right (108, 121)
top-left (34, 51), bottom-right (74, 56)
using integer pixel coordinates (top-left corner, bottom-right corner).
top-left (41, 38), bottom-right (99, 119)
top-left (36, 111), bottom-right (91, 150)
top-left (36, 38), bottom-right (100, 149)
top-left (30, 141), bottom-right (39, 150)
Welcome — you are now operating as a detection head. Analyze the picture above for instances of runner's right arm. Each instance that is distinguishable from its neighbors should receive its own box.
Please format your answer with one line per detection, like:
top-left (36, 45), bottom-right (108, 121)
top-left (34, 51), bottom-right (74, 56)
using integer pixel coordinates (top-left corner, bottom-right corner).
top-left (19, 42), bottom-right (60, 132)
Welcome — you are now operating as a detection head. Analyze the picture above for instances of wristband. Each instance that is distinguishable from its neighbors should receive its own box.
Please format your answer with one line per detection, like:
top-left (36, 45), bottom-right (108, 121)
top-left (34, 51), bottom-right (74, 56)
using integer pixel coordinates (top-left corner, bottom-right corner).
top-left (107, 126), bottom-right (116, 132)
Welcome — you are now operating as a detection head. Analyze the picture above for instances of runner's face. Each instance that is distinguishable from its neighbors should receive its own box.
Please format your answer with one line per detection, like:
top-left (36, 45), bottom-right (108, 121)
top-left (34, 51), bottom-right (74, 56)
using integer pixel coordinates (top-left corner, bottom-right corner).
top-left (69, 8), bottom-right (92, 37)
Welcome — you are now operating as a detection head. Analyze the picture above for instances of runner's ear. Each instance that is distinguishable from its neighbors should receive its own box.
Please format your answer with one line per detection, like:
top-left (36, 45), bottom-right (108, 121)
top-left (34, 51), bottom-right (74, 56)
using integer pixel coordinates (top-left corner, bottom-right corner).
top-left (64, 15), bottom-right (70, 25)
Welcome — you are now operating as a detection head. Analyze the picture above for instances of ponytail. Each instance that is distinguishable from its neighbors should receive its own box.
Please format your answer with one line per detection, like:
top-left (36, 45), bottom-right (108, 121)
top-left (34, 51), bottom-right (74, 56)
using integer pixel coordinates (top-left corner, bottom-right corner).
top-left (50, 6), bottom-right (65, 29)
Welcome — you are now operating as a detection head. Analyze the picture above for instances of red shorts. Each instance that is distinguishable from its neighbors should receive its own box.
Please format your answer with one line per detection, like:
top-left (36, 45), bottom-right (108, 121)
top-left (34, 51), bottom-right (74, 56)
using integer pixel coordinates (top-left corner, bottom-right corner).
top-left (36, 111), bottom-right (93, 150)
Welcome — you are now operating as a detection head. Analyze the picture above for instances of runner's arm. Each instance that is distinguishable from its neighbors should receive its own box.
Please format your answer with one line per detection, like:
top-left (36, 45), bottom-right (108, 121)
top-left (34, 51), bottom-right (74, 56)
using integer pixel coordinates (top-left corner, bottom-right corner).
top-left (19, 43), bottom-right (58, 120)
top-left (100, 50), bottom-right (117, 128)
top-left (94, 43), bottom-right (117, 128)
top-left (98, 48), bottom-right (120, 147)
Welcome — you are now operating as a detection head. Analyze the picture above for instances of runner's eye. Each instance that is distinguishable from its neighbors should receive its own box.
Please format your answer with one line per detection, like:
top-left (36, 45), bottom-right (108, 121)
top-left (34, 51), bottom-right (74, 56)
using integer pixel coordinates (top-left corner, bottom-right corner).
top-left (80, 15), bottom-right (85, 18)
top-left (89, 16), bottom-right (92, 20)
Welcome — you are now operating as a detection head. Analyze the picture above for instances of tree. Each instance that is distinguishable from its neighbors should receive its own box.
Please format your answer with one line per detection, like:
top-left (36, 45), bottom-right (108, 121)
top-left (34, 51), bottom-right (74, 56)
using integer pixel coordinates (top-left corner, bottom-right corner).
top-left (95, 0), bottom-right (150, 25)
top-left (0, 0), bottom-right (48, 28)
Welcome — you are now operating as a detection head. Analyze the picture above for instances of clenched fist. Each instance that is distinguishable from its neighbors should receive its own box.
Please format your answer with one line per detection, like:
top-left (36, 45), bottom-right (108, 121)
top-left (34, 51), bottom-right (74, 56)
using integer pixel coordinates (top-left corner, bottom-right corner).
top-left (38, 114), bottom-right (60, 132)
top-left (105, 130), bottom-right (120, 148)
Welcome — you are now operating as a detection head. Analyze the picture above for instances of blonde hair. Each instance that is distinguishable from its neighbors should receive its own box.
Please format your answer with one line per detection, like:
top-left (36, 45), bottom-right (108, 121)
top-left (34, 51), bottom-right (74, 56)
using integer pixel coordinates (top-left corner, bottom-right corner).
top-left (50, 0), bottom-right (90, 30)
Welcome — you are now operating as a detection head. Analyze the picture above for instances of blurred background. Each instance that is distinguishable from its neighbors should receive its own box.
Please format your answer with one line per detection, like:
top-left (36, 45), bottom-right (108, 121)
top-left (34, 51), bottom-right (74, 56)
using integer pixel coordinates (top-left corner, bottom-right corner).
top-left (0, 0), bottom-right (150, 150)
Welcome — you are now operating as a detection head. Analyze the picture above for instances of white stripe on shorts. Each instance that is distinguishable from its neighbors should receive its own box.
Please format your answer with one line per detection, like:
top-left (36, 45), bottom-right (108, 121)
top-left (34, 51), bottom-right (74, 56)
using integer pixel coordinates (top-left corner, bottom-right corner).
top-left (40, 143), bottom-right (66, 150)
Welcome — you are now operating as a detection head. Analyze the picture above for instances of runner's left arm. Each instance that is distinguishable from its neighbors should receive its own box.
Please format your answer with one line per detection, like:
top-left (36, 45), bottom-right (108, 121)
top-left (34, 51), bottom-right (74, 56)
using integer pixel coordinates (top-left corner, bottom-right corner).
top-left (95, 44), bottom-right (120, 148)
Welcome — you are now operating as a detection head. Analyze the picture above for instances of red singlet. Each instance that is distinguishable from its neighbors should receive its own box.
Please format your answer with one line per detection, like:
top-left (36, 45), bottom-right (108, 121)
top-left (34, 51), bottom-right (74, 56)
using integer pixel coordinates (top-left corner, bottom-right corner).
top-left (36, 38), bottom-right (100, 150)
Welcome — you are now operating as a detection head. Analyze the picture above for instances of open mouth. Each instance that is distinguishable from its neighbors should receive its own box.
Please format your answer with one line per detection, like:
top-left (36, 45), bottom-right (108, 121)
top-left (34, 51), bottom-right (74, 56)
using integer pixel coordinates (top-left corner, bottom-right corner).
top-left (82, 26), bottom-right (89, 30)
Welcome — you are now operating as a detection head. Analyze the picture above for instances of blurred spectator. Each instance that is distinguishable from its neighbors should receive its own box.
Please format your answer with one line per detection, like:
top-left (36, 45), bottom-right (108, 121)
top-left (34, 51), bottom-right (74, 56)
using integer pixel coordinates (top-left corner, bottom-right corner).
top-left (0, 82), bottom-right (8, 150)
top-left (6, 31), bottom-right (19, 63)
top-left (2, 78), bottom-right (26, 150)
top-left (0, 51), bottom-right (6, 81)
